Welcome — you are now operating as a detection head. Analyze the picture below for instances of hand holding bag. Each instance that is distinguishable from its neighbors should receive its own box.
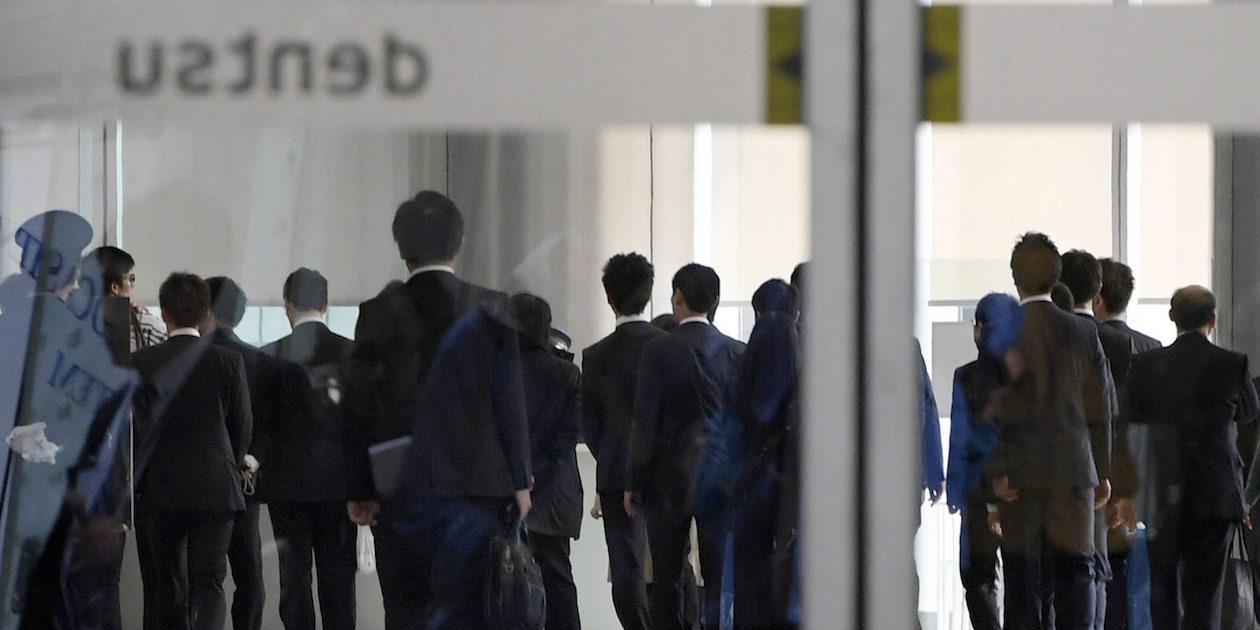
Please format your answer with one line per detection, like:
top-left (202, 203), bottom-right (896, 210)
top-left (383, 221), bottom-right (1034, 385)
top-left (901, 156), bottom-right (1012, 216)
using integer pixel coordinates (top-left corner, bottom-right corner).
top-left (484, 521), bottom-right (546, 630)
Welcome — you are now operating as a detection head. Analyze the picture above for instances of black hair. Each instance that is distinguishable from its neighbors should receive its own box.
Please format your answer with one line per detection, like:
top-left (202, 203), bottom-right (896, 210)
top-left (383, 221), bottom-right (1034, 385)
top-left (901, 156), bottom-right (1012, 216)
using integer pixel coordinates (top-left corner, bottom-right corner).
top-left (1170, 285), bottom-right (1216, 331)
top-left (751, 278), bottom-right (799, 318)
top-left (283, 268), bottom-right (329, 311)
top-left (1051, 282), bottom-right (1076, 312)
top-left (391, 190), bottom-right (465, 266)
top-left (1099, 258), bottom-right (1136, 314)
top-left (602, 253), bottom-right (654, 316)
top-left (206, 276), bottom-right (248, 328)
top-left (158, 272), bottom-right (210, 329)
top-left (90, 246), bottom-right (136, 293)
top-left (508, 292), bottom-right (552, 348)
top-left (671, 263), bottom-right (721, 315)
top-left (1059, 249), bottom-right (1101, 305)
top-left (651, 313), bottom-right (677, 332)
top-left (1010, 232), bottom-right (1062, 296)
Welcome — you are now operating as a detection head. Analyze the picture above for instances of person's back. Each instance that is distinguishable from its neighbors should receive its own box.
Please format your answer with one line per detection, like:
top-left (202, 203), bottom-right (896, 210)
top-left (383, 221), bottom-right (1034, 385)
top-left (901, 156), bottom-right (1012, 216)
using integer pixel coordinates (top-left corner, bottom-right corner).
top-left (1125, 286), bottom-right (1258, 630)
top-left (131, 273), bottom-right (252, 630)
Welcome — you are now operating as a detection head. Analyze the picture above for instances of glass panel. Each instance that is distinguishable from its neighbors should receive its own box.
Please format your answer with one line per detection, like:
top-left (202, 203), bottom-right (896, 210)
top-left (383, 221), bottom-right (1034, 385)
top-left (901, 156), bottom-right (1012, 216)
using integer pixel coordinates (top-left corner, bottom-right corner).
top-left (1136, 124), bottom-right (1213, 301)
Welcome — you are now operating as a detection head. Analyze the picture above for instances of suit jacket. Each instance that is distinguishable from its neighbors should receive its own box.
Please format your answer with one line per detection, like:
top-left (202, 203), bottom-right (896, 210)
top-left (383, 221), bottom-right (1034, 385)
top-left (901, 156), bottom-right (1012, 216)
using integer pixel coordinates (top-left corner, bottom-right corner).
top-left (520, 343), bottom-right (584, 539)
top-left (1126, 332), bottom-right (1259, 522)
top-left (343, 270), bottom-right (505, 499)
top-left (208, 329), bottom-right (276, 463)
top-left (630, 321), bottom-right (745, 497)
top-left (986, 301), bottom-right (1115, 491)
top-left (580, 320), bottom-right (668, 493)
top-left (261, 321), bottom-right (354, 503)
top-left (132, 335), bottom-right (253, 512)
top-left (392, 304), bottom-right (531, 502)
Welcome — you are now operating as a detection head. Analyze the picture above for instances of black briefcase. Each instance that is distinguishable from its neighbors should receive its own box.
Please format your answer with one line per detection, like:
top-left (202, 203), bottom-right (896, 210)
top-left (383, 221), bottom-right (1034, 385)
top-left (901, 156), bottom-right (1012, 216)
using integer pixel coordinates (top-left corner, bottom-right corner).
top-left (484, 521), bottom-right (546, 630)
top-left (1223, 522), bottom-right (1260, 630)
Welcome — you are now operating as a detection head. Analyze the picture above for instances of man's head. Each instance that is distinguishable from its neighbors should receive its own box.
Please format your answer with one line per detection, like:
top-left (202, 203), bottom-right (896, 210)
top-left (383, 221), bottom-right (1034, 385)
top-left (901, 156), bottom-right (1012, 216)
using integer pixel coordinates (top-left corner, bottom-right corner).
top-left (90, 246), bottom-right (137, 298)
top-left (206, 276), bottom-right (248, 329)
top-left (158, 272), bottom-right (211, 330)
top-left (751, 278), bottom-right (799, 320)
top-left (602, 253), bottom-right (654, 317)
top-left (670, 263), bottom-right (721, 321)
top-left (392, 190), bottom-right (464, 269)
top-left (1010, 232), bottom-right (1062, 298)
top-left (1051, 282), bottom-right (1076, 312)
top-left (283, 268), bottom-right (329, 323)
top-left (1170, 285), bottom-right (1216, 333)
top-left (508, 292), bottom-right (552, 348)
top-left (1096, 258), bottom-right (1136, 318)
top-left (1059, 249), bottom-right (1102, 309)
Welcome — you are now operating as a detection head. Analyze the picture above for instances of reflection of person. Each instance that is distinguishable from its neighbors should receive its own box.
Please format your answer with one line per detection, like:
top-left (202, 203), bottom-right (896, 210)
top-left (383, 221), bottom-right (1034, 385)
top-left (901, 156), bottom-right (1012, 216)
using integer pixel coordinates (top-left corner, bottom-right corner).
top-left (581, 253), bottom-right (664, 630)
top-left (2, 211), bottom-right (137, 630)
top-left (341, 190), bottom-right (506, 628)
top-left (205, 276), bottom-right (276, 630)
top-left (918, 340), bottom-right (945, 506)
top-left (730, 279), bottom-right (800, 628)
top-left (945, 292), bottom-right (1018, 630)
top-left (132, 273), bottom-right (253, 630)
top-left (627, 263), bottom-right (744, 630)
top-left (986, 232), bottom-right (1114, 630)
top-left (510, 293), bottom-right (584, 630)
top-left (1128, 286), bottom-right (1258, 630)
top-left (260, 269), bottom-right (358, 630)
top-left (389, 301), bottom-right (532, 626)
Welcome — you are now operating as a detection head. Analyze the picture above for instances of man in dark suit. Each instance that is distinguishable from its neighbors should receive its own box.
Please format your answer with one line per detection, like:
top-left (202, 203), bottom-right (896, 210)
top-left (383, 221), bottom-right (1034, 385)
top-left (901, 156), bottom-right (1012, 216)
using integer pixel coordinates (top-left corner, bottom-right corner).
top-left (342, 190), bottom-right (506, 628)
top-left (1091, 258), bottom-right (1163, 630)
top-left (205, 276), bottom-right (275, 630)
top-left (986, 233), bottom-right (1115, 630)
top-left (510, 293), bottom-right (584, 630)
top-left (388, 300), bottom-right (533, 626)
top-left (1060, 249), bottom-right (1124, 629)
top-left (581, 252), bottom-right (665, 630)
top-left (260, 268), bottom-right (357, 630)
top-left (132, 273), bottom-right (253, 630)
top-left (1126, 286), bottom-right (1258, 630)
top-left (627, 263), bottom-right (745, 630)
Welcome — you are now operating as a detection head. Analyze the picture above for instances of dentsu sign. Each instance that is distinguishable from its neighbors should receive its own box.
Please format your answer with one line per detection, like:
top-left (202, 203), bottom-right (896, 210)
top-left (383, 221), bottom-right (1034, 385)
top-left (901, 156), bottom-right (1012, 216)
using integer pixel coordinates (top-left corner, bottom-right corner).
top-left (116, 32), bottom-right (428, 96)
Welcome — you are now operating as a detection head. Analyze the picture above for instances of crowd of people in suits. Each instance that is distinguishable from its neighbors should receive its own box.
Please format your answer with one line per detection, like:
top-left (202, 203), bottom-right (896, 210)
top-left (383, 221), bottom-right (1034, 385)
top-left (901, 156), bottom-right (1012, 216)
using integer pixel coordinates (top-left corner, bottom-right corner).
top-left (937, 232), bottom-right (1260, 630)
top-left (0, 190), bottom-right (805, 630)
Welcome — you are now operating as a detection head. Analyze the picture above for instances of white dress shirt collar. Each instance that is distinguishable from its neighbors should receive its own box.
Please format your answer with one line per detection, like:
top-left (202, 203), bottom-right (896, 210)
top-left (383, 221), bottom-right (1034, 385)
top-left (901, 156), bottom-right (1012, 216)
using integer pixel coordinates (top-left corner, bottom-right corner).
top-left (615, 314), bottom-right (650, 327)
top-left (292, 314), bottom-right (326, 328)
top-left (678, 315), bottom-right (711, 326)
top-left (407, 264), bottom-right (456, 281)
top-left (1019, 294), bottom-right (1053, 306)
top-left (1074, 307), bottom-right (1095, 317)
top-left (169, 327), bottom-right (201, 338)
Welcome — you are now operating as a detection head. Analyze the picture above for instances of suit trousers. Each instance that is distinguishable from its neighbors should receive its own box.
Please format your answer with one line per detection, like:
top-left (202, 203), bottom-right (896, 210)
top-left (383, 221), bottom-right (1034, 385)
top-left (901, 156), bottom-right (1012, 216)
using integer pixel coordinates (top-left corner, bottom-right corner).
top-left (269, 501), bottom-right (357, 630)
top-left (136, 510), bottom-right (235, 630)
top-left (599, 492), bottom-right (651, 630)
top-left (228, 500), bottom-right (265, 630)
top-left (959, 498), bottom-right (1001, 630)
top-left (1090, 505), bottom-right (1112, 630)
top-left (999, 487), bottom-right (1097, 630)
top-left (1147, 515), bottom-right (1232, 630)
top-left (529, 533), bottom-right (581, 630)
top-left (1105, 551), bottom-right (1130, 630)
top-left (645, 492), bottom-right (701, 630)
top-left (371, 505), bottom-right (431, 630)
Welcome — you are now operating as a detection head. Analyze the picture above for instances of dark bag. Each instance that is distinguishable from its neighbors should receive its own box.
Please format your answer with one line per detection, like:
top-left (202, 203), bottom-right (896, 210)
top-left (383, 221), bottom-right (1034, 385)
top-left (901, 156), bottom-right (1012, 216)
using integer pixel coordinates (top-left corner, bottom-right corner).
top-left (1222, 522), bottom-right (1260, 630)
top-left (484, 521), bottom-right (546, 630)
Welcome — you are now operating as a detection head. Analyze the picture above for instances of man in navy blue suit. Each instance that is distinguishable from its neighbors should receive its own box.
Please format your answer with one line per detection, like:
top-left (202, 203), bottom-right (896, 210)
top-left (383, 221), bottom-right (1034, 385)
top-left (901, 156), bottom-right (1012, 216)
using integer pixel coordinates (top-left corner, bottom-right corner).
top-left (626, 263), bottom-right (744, 630)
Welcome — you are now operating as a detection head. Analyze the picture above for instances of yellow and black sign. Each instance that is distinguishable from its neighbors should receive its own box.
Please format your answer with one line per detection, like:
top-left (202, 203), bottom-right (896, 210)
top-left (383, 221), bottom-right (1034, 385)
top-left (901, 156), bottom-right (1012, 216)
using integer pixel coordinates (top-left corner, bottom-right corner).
top-left (765, 6), bottom-right (803, 125)
top-left (922, 6), bottom-right (961, 123)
